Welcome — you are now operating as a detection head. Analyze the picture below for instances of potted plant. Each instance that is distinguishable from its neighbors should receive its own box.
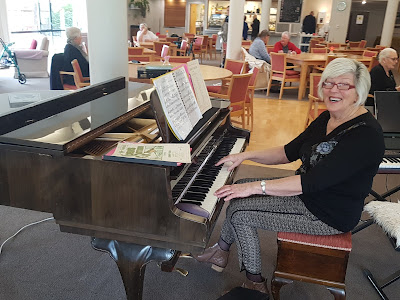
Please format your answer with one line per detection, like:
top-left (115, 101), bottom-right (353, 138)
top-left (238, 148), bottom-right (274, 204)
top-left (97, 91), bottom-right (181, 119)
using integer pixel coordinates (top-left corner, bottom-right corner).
top-left (129, 0), bottom-right (150, 18)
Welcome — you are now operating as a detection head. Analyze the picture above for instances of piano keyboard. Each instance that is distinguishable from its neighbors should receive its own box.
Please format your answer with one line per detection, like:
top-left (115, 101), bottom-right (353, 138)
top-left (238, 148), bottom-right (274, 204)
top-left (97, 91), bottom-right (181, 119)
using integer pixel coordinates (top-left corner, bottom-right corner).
top-left (174, 136), bottom-right (246, 218)
top-left (379, 156), bottom-right (400, 173)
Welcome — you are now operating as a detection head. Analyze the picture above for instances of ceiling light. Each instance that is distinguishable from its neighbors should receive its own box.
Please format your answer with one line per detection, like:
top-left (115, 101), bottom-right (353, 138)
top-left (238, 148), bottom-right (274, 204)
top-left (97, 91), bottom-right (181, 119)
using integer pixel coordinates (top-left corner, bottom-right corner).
top-left (362, 0), bottom-right (366, 4)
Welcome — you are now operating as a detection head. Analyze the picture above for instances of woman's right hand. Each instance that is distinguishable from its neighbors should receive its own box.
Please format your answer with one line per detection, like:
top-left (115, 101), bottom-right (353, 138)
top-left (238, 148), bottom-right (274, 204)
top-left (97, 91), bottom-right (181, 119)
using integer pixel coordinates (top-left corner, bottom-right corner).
top-left (215, 152), bottom-right (247, 171)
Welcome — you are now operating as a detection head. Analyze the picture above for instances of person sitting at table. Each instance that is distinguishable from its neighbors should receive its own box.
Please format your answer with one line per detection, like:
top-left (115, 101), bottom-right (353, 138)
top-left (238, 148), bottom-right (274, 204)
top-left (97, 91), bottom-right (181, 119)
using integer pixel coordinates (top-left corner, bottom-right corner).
top-left (63, 27), bottom-right (89, 85)
top-left (194, 58), bottom-right (384, 295)
top-left (136, 23), bottom-right (158, 44)
top-left (249, 30), bottom-right (271, 64)
top-left (273, 31), bottom-right (301, 55)
top-left (370, 47), bottom-right (400, 93)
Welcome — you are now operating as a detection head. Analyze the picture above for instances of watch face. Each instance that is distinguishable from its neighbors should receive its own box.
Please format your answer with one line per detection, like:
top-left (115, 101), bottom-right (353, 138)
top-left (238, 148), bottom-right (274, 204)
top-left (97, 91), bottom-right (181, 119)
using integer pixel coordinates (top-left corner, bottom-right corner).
top-left (337, 1), bottom-right (347, 11)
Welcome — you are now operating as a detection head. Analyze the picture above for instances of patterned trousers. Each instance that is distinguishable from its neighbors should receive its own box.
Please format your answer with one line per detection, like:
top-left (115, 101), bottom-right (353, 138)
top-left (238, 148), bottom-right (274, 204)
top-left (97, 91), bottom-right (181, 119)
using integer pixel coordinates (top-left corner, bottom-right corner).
top-left (220, 178), bottom-right (342, 274)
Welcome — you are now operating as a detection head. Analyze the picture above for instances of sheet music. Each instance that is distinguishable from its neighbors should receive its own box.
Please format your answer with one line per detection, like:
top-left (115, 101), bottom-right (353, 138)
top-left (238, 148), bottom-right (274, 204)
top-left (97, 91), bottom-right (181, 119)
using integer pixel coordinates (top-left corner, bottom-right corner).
top-left (187, 60), bottom-right (212, 114)
top-left (153, 73), bottom-right (192, 140)
top-left (172, 67), bottom-right (202, 127)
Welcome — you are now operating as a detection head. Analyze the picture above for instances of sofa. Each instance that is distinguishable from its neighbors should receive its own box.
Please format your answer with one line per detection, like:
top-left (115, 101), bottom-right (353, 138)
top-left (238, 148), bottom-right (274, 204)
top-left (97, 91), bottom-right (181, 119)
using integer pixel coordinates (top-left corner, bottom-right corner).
top-left (13, 36), bottom-right (50, 78)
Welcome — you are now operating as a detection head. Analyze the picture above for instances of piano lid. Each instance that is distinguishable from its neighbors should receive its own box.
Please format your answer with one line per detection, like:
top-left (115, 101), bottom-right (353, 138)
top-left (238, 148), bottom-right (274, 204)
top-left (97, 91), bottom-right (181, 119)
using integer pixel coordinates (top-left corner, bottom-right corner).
top-left (0, 77), bottom-right (154, 152)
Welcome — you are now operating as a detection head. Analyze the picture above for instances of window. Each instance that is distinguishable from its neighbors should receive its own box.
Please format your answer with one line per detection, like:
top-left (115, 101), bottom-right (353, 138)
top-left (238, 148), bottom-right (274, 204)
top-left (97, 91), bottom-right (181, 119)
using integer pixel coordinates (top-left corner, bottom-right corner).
top-left (6, 0), bottom-right (87, 52)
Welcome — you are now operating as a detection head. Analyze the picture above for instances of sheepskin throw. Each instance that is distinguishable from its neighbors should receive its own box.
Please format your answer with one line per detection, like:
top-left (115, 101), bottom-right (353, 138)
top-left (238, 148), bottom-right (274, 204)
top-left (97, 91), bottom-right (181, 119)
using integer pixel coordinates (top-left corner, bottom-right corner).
top-left (364, 201), bottom-right (400, 247)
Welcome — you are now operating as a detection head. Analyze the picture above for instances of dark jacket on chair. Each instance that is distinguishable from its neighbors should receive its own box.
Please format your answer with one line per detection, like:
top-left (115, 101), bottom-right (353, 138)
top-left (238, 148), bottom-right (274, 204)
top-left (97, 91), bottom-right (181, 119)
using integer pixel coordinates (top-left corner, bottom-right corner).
top-left (50, 53), bottom-right (64, 90)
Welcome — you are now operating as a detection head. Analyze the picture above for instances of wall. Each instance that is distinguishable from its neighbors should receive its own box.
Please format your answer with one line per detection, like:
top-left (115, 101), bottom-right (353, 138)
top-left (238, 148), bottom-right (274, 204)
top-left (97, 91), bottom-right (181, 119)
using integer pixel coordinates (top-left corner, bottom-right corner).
top-left (0, 0), bottom-right (10, 44)
top-left (328, 0), bottom-right (352, 42)
top-left (301, 0), bottom-right (332, 33)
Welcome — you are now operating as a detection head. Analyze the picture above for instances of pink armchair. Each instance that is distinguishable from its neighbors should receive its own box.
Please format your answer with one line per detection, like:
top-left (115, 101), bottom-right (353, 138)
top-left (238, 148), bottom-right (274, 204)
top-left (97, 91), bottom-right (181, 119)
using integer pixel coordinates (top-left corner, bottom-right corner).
top-left (13, 36), bottom-right (50, 78)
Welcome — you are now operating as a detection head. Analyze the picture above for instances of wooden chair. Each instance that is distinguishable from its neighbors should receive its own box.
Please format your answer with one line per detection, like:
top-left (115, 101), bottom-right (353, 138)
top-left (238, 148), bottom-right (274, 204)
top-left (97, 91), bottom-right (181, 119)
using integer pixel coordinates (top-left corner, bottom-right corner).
top-left (242, 40), bottom-right (252, 46)
top-left (183, 33), bottom-right (195, 39)
top-left (209, 34), bottom-right (218, 60)
top-left (166, 37), bottom-right (178, 43)
top-left (168, 56), bottom-right (192, 63)
top-left (271, 232), bottom-right (352, 300)
top-left (348, 41), bottom-right (361, 48)
top-left (305, 73), bottom-right (326, 129)
top-left (208, 73), bottom-right (252, 128)
top-left (267, 53), bottom-right (300, 100)
top-left (207, 59), bottom-right (247, 93)
top-left (153, 41), bottom-right (171, 57)
top-left (313, 55), bottom-right (340, 72)
top-left (363, 50), bottom-right (378, 58)
top-left (245, 67), bottom-right (260, 131)
top-left (60, 59), bottom-right (90, 89)
top-left (266, 45), bottom-right (275, 53)
top-left (176, 40), bottom-right (188, 56)
top-left (311, 47), bottom-right (328, 53)
top-left (128, 47), bottom-right (144, 56)
top-left (327, 43), bottom-right (340, 49)
top-left (192, 36), bottom-right (204, 62)
top-left (128, 54), bottom-right (154, 62)
top-left (200, 35), bottom-right (209, 61)
top-left (368, 56), bottom-right (379, 72)
top-left (59, 70), bottom-right (78, 90)
top-left (359, 40), bottom-right (367, 48)
top-left (158, 34), bottom-right (167, 39)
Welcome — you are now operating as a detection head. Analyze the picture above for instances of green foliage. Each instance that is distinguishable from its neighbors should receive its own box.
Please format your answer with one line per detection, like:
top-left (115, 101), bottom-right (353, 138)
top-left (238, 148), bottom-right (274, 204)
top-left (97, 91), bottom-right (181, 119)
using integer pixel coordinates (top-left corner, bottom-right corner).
top-left (130, 0), bottom-right (150, 18)
top-left (64, 4), bottom-right (73, 28)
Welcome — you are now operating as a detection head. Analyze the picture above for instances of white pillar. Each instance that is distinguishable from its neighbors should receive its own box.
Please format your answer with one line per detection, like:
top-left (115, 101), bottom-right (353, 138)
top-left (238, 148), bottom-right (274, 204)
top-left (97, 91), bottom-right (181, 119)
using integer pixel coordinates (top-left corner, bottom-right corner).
top-left (226, 0), bottom-right (245, 60)
top-left (260, 0), bottom-right (271, 32)
top-left (86, 0), bottom-right (128, 84)
top-left (381, 0), bottom-right (400, 47)
top-left (0, 0), bottom-right (10, 43)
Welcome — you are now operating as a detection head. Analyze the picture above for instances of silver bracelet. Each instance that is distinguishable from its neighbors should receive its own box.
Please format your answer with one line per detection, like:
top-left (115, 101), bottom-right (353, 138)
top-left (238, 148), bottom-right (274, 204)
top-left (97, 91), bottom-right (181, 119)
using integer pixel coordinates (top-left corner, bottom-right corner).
top-left (260, 180), bottom-right (266, 195)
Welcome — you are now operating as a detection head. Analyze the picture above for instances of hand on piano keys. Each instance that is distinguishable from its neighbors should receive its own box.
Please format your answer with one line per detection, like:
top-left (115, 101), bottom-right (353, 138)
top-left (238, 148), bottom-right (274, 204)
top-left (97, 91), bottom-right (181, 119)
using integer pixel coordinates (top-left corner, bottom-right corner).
top-left (215, 152), bottom-right (247, 171)
top-left (214, 181), bottom-right (260, 202)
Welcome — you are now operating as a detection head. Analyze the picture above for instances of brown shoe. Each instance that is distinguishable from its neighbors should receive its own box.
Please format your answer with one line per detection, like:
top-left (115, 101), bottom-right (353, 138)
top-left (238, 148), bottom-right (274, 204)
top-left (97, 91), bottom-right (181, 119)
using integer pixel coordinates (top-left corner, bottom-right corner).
top-left (242, 278), bottom-right (270, 295)
top-left (193, 243), bottom-right (229, 272)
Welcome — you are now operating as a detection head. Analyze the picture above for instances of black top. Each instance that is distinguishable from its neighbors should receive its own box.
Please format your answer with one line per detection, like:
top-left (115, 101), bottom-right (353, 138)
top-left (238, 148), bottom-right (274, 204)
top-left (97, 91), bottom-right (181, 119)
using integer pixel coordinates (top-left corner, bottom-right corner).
top-left (302, 14), bottom-right (316, 34)
top-left (370, 63), bottom-right (397, 94)
top-left (251, 19), bottom-right (260, 38)
top-left (285, 111), bottom-right (384, 232)
top-left (63, 44), bottom-right (90, 85)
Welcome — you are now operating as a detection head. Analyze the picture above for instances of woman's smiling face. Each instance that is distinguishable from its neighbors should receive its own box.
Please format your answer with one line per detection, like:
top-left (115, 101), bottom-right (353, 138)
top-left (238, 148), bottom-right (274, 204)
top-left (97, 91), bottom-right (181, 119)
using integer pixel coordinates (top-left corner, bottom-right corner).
top-left (322, 73), bottom-right (358, 116)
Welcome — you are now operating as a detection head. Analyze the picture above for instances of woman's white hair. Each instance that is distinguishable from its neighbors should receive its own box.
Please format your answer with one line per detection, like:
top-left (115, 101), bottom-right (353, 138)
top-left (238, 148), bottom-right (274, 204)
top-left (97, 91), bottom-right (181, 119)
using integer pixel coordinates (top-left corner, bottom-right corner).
top-left (139, 23), bottom-right (148, 29)
top-left (378, 47), bottom-right (398, 63)
top-left (66, 27), bottom-right (82, 43)
top-left (318, 58), bottom-right (370, 106)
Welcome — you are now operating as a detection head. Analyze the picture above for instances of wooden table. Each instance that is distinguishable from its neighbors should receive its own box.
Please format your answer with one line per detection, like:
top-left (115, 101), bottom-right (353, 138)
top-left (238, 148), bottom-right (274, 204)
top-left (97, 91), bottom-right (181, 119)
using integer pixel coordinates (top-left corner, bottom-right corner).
top-left (286, 53), bottom-right (371, 100)
top-left (128, 62), bottom-right (233, 83)
top-left (143, 48), bottom-right (156, 54)
top-left (332, 48), bottom-right (366, 55)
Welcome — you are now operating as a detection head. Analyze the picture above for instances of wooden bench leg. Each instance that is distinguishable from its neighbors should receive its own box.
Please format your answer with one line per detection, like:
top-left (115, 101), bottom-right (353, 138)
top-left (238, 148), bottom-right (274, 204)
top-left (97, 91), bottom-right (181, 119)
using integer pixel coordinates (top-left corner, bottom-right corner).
top-left (327, 287), bottom-right (346, 300)
top-left (271, 276), bottom-right (293, 300)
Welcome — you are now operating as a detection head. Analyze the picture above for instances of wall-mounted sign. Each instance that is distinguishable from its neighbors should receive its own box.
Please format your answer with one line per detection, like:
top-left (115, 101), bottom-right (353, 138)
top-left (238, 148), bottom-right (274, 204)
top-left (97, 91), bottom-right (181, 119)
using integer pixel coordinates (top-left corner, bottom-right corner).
top-left (356, 15), bottom-right (364, 25)
top-left (278, 0), bottom-right (303, 23)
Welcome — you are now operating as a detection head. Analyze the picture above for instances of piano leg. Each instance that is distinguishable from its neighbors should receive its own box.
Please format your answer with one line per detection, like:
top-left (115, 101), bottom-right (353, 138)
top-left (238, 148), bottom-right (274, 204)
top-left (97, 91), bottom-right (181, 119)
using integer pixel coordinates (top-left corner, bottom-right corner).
top-left (91, 237), bottom-right (179, 300)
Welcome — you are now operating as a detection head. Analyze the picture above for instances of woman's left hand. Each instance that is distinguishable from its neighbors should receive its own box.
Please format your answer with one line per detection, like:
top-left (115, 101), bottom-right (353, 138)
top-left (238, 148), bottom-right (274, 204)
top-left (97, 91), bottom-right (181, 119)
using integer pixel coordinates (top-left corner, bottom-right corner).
top-left (214, 182), bottom-right (259, 202)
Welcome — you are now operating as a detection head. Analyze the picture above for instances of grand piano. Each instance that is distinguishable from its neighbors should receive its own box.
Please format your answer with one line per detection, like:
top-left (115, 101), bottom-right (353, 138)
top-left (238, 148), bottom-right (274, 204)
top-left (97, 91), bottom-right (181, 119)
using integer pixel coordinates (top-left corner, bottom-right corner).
top-left (0, 77), bottom-right (250, 299)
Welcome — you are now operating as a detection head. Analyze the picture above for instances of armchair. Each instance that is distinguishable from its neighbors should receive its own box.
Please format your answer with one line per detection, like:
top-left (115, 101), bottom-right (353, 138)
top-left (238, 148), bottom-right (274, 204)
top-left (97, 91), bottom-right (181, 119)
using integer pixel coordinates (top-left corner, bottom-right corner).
top-left (13, 36), bottom-right (49, 78)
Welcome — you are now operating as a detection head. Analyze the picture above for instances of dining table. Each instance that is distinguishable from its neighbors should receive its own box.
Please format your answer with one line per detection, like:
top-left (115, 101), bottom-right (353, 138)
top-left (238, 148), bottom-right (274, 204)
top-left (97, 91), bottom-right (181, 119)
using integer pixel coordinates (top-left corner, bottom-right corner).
top-left (139, 42), bottom-right (178, 56)
top-left (128, 61), bottom-right (233, 84)
top-left (286, 53), bottom-right (372, 100)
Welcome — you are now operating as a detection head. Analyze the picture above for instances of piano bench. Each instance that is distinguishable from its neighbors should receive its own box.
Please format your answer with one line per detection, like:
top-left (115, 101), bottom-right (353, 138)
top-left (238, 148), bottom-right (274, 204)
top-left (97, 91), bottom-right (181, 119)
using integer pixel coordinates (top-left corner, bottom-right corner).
top-left (271, 232), bottom-right (352, 300)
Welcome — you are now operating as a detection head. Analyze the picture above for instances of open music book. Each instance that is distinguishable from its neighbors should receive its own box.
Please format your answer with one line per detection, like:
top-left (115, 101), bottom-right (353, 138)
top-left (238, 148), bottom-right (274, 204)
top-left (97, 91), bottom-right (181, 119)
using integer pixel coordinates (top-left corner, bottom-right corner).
top-left (103, 142), bottom-right (191, 166)
top-left (152, 62), bottom-right (211, 140)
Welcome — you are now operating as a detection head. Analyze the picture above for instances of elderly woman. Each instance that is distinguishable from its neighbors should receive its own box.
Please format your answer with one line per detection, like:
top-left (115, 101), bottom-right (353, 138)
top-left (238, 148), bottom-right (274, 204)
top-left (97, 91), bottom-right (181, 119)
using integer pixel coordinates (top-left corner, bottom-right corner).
top-left (195, 58), bottom-right (385, 295)
top-left (63, 27), bottom-right (89, 85)
top-left (370, 47), bottom-right (400, 94)
top-left (136, 23), bottom-right (158, 44)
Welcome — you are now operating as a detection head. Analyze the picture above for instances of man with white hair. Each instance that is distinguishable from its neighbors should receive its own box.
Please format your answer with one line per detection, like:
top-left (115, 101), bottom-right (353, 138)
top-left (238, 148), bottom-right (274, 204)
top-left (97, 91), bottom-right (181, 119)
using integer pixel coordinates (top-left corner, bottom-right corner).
top-left (370, 47), bottom-right (400, 94)
top-left (273, 31), bottom-right (301, 55)
top-left (136, 23), bottom-right (158, 44)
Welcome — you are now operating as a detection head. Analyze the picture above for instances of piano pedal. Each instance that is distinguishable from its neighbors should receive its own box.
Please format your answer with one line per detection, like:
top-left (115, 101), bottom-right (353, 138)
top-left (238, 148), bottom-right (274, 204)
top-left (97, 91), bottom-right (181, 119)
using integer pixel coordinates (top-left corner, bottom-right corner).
top-left (173, 267), bottom-right (189, 277)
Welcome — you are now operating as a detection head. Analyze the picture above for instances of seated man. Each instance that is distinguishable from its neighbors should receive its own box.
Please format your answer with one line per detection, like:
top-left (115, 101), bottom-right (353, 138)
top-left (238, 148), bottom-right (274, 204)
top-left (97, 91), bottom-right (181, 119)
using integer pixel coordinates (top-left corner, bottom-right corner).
top-left (273, 31), bottom-right (301, 55)
top-left (249, 30), bottom-right (271, 64)
top-left (136, 23), bottom-right (158, 44)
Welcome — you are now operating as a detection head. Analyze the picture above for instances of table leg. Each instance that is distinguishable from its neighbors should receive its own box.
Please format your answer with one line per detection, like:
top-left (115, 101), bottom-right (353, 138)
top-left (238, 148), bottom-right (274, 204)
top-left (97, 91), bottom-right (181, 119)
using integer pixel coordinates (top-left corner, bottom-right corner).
top-left (298, 63), bottom-right (308, 100)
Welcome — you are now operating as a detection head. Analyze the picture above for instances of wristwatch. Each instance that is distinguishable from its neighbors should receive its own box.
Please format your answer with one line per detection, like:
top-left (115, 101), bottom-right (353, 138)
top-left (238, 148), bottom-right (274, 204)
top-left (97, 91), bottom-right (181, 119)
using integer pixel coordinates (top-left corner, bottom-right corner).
top-left (260, 180), bottom-right (267, 195)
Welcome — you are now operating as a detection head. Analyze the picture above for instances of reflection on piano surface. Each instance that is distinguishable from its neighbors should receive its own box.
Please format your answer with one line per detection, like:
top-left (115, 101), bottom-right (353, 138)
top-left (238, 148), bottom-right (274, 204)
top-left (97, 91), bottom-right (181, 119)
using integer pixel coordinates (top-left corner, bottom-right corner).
top-left (0, 77), bottom-right (250, 300)
top-left (379, 154), bottom-right (400, 173)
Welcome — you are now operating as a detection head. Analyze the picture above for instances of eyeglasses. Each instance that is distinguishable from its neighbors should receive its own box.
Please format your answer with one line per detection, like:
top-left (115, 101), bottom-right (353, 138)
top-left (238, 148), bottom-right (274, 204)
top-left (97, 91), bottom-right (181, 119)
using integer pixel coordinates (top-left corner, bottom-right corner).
top-left (322, 82), bottom-right (356, 90)
top-left (388, 57), bottom-right (399, 62)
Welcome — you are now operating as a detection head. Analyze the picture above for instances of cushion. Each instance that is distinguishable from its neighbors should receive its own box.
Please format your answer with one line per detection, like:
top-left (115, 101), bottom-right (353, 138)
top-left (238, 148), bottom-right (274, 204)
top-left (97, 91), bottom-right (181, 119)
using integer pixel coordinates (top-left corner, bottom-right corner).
top-left (277, 232), bottom-right (352, 251)
top-left (207, 85), bottom-right (222, 93)
top-left (286, 70), bottom-right (300, 75)
top-left (272, 73), bottom-right (300, 79)
top-left (364, 201), bottom-right (400, 248)
top-left (30, 39), bottom-right (37, 49)
top-left (40, 36), bottom-right (49, 51)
